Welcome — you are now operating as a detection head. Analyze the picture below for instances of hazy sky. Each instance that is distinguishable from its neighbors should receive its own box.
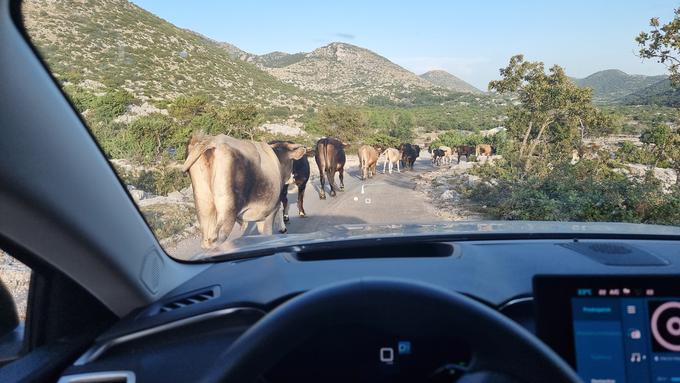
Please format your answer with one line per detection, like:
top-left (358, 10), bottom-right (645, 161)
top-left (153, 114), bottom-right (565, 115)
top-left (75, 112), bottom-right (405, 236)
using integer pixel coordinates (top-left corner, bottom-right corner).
top-left (131, 0), bottom-right (675, 90)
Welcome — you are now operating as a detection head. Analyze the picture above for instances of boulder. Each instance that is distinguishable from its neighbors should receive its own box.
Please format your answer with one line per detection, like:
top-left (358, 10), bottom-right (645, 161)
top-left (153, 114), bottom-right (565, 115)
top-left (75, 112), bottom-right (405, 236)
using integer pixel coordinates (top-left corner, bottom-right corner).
top-left (129, 189), bottom-right (147, 202)
top-left (180, 185), bottom-right (193, 198)
top-left (167, 191), bottom-right (185, 201)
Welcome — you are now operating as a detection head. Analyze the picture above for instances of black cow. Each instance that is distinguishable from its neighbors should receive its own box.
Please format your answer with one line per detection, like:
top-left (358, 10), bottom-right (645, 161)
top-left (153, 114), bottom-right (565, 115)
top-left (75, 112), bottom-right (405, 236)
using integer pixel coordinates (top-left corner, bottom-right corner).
top-left (269, 140), bottom-right (312, 222)
top-left (456, 145), bottom-right (476, 163)
top-left (432, 148), bottom-right (445, 166)
top-left (400, 143), bottom-right (420, 170)
top-left (315, 137), bottom-right (348, 199)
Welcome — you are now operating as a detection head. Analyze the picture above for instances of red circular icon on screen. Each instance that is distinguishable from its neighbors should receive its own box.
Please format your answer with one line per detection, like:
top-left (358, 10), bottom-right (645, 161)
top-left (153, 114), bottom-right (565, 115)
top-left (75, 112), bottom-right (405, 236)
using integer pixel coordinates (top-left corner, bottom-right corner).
top-left (651, 301), bottom-right (680, 352)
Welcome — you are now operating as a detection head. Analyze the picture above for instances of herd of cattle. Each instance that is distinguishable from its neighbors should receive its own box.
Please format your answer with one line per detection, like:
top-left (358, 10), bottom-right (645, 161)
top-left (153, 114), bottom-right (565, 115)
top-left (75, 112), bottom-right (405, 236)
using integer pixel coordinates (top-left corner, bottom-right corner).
top-left (182, 132), bottom-right (495, 249)
top-left (430, 144), bottom-right (495, 165)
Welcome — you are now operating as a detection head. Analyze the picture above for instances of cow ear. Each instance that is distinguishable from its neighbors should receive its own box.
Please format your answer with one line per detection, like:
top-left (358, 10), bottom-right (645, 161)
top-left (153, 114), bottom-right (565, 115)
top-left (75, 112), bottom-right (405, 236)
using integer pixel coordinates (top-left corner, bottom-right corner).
top-left (290, 146), bottom-right (306, 160)
top-left (342, 142), bottom-right (350, 148)
top-left (305, 148), bottom-right (316, 157)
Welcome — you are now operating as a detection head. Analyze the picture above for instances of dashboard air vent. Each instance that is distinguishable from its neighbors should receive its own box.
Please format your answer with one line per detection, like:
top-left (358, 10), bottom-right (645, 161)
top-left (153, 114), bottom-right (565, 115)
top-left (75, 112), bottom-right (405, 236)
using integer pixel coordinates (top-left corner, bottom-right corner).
top-left (157, 286), bottom-right (220, 315)
top-left (559, 242), bottom-right (669, 266)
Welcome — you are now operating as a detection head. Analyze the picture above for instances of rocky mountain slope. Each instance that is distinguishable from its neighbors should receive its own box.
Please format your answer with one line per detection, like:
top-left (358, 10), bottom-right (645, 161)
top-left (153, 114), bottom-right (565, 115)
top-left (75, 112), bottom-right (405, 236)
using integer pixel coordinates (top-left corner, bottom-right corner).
top-left (257, 42), bottom-right (444, 103)
top-left (571, 69), bottom-right (666, 103)
top-left (23, 0), bottom-right (479, 107)
top-left (22, 0), bottom-right (311, 109)
top-left (420, 70), bottom-right (481, 94)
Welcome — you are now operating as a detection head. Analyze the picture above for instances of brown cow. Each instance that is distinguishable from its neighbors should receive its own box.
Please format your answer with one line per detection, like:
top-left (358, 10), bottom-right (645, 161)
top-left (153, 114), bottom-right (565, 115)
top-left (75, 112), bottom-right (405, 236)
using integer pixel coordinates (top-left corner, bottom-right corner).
top-left (315, 137), bottom-right (348, 199)
top-left (358, 145), bottom-right (379, 180)
top-left (457, 145), bottom-right (476, 163)
top-left (476, 144), bottom-right (493, 157)
top-left (183, 133), bottom-right (305, 249)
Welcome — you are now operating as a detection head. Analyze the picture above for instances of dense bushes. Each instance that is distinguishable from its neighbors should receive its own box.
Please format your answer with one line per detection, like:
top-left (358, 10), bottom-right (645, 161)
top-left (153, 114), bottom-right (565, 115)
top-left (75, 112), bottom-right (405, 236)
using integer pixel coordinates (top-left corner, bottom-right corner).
top-left (470, 159), bottom-right (680, 224)
top-left (616, 141), bottom-right (658, 166)
top-left (72, 90), bottom-right (268, 164)
top-left (90, 90), bottom-right (134, 121)
top-left (302, 106), bottom-right (410, 146)
top-left (115, 162), bottom-right (191, 196)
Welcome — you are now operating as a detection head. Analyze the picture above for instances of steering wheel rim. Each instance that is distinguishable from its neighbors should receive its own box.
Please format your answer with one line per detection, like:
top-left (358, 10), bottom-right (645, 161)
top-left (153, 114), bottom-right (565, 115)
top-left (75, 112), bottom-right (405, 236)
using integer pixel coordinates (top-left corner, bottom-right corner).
top-left (201, 278), bottom-right (580, 383)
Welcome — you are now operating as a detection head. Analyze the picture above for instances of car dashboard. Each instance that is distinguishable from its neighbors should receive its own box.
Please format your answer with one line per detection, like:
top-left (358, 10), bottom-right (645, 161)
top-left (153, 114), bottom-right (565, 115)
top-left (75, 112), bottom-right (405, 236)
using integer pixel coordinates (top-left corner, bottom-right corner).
top-left (57, 238), bottom-right (680, 382)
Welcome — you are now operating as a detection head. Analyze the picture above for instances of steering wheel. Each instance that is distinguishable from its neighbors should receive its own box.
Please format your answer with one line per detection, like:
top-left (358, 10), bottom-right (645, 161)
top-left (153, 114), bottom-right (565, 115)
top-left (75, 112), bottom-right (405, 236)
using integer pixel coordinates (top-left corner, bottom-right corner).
top-left (201, 279), bottom-right (581, 383)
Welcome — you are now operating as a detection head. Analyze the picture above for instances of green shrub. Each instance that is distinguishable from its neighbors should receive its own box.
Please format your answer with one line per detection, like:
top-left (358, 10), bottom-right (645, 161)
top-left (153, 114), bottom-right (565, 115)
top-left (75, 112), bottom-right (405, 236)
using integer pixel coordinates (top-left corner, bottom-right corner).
top-left (117, 164), bottom-right (190, 196)
top-left (90, 89), bottom-right (134, 122)
top-left (127, 113), bottom-right (177, 162)
top-left (616, 141), bottom-right (657, 165)
top-left (62, 84), bottom-right (95, 112)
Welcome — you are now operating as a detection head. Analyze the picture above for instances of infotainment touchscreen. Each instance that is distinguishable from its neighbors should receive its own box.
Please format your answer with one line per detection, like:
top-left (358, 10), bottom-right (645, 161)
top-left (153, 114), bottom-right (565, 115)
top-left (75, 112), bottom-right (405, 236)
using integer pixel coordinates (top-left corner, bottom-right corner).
top-left (534, 276), bottom-right (680, 383)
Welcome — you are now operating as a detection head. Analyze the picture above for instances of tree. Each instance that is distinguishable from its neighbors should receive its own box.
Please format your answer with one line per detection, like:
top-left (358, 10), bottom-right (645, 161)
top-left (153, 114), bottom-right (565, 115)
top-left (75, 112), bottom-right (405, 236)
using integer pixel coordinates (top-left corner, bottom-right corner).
top-left (387, 111), bottom-right (415, 142)
top-left (488, 55), bottom-right (611, 170)
top-left (641, 124), bottom-right (673, 164)
top-left (637, 8), bottom-right (680, 86)
top-left (316, 106), bottom-right (367, 142)
top-left (220, 104), bottom-right (261, 140)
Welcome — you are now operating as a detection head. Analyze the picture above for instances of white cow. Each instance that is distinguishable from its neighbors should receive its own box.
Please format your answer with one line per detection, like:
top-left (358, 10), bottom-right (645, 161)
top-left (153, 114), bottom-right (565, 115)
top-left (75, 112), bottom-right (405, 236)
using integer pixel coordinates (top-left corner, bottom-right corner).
top-left (438, 146), bottom-right (453, 165)
top-left (381, 148), bottom-right (401, 174)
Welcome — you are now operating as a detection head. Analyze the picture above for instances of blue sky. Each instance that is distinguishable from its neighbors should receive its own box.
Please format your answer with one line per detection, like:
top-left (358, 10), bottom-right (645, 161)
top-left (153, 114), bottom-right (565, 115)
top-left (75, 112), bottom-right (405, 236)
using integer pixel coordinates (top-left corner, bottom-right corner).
top-left (131, 0), bottom-right (675, 90)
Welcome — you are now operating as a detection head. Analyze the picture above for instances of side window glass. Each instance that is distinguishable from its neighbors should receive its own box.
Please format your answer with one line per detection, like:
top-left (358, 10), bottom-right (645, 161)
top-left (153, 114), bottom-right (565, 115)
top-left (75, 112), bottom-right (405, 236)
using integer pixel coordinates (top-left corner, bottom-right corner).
top-left (0, 249), bottom-right (31, 365)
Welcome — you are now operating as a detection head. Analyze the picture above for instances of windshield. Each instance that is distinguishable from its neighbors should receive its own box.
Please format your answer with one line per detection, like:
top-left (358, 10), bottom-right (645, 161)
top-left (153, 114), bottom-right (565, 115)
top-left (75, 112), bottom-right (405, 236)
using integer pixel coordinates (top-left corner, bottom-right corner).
top-left (21, 0), bottom-right (680, 261)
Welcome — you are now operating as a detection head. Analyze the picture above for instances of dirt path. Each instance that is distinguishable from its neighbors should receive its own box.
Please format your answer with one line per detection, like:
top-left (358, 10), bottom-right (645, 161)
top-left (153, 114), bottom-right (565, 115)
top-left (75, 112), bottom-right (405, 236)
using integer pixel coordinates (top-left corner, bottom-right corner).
top-left (165, 152), bottom-right (482, 260)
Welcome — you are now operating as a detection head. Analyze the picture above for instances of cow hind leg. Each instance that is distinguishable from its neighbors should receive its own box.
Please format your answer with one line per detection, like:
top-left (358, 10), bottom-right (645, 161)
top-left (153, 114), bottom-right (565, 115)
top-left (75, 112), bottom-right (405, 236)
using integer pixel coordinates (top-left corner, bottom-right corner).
top-left (338, 167), bottom-right (345, 190)
top-left (257, 209), bottom-right (277, 235)
top-left (318, 171), bottom-right (327, 199)
top-left (280, 187), bottom-right (290, 223)
top-left (297, 182), bottom-right (307, 217)
top-left (326, 169), bottom-right (337, 197)
top-left (274, 204), bottom-right (287, 234)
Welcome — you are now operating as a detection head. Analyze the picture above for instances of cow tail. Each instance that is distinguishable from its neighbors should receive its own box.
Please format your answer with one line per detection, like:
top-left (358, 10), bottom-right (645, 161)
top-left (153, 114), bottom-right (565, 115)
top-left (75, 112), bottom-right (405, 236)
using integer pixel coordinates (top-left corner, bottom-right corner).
top-left (324, 142), bottom-right (332, 173)
top-left (182, 141), bottom-right (215, 172)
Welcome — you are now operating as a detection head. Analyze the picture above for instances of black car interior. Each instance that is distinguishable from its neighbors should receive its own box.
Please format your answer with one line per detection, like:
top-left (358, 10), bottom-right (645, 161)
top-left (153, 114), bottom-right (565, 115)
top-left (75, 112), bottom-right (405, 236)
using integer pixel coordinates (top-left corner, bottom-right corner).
top-left (40, 238), bottom-right (680, 382)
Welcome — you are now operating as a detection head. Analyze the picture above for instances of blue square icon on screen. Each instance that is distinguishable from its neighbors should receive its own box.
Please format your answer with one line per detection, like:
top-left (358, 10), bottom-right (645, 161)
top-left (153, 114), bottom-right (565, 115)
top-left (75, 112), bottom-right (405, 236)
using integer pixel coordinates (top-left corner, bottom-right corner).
top-left (398, 341), bottom-right (411, 355)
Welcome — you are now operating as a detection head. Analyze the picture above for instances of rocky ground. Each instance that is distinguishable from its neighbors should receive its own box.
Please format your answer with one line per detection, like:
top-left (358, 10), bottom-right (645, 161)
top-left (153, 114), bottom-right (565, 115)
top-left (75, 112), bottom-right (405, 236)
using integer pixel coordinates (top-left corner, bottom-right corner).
top-left (0, 251), bottom-right (30, 320)
top-left (415, 157), bottom-right (495, 221)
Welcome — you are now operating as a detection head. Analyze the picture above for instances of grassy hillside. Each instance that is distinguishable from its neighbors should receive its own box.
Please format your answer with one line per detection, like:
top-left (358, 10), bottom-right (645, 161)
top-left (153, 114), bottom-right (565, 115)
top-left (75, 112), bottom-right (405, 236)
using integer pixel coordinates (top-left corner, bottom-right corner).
top-left (620, 78), bottom-right (680, 107)
top-left (22, 0), bottom-right (312, 109)
top-left (419, 70), bottom-right (482, 94)
top-left (572, 69), bottom-right (666, 103)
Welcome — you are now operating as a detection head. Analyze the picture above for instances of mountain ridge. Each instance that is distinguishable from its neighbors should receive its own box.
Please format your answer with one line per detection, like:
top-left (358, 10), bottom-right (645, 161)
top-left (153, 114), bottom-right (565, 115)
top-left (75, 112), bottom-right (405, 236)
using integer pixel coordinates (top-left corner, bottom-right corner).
top-left (24, 0), bottom-right (490, 108)
top-left (419, 70), bottom-right (482, 94)
top-left (571, 69), bottom-right (667, 103)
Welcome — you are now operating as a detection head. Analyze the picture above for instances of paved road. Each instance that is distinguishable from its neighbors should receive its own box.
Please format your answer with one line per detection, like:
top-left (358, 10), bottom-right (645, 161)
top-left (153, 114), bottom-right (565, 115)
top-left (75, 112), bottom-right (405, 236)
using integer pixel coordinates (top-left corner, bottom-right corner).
top-left (167, 152), bottom-right (441, 259)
